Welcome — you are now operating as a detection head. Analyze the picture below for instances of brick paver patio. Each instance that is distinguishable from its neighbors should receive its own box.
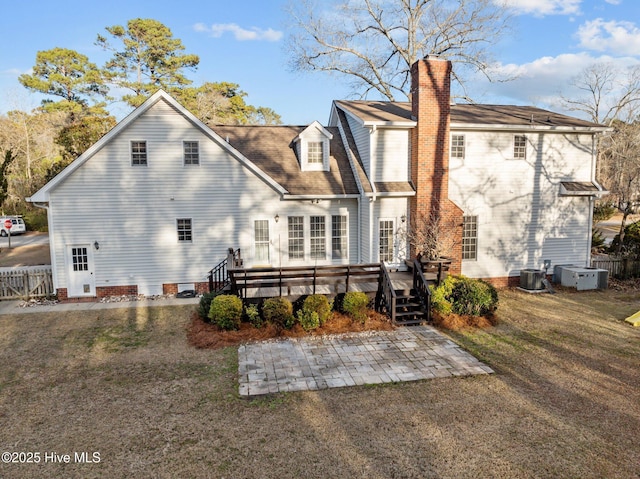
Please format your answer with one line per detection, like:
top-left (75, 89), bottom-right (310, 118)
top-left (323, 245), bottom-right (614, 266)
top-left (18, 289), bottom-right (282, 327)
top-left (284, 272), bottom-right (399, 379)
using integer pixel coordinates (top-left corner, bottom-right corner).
top-left (238, 326), bottom-right (493, 396)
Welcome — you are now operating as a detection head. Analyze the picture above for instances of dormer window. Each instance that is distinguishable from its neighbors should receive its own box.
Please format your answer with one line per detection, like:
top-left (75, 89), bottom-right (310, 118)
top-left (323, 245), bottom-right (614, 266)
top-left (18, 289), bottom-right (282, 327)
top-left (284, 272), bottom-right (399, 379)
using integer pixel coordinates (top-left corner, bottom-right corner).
top-left (308, 142), bottom-right (324, 164)
top-left (294, 121), bottom-right (333, 172)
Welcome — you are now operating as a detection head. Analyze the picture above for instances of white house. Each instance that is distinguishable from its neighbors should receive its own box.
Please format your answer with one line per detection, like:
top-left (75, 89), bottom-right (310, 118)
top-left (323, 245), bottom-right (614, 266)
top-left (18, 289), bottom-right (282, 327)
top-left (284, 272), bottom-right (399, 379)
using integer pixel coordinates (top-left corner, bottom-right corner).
top-left (28, 56), bottom-right (608, 300)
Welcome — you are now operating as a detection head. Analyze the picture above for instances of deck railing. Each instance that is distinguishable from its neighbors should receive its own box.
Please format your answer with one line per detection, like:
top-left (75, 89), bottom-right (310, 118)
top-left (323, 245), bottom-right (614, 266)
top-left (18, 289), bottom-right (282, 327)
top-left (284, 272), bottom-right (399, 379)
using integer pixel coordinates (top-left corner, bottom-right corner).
top-left (229, 263), bottom-right (381, 298)
top-left (207, 248), bottom-right (241, 293)
top-left (376, 262), bottom-right (397, 323)
top-left (412, 259), bottom-right (431, 323)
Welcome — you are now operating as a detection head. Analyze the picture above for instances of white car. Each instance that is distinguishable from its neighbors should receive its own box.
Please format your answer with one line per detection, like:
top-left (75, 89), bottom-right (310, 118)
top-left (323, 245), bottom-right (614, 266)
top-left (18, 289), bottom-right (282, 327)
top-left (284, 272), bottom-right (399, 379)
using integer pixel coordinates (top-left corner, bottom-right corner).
top-left (0, 216), bottom-right (27, 236)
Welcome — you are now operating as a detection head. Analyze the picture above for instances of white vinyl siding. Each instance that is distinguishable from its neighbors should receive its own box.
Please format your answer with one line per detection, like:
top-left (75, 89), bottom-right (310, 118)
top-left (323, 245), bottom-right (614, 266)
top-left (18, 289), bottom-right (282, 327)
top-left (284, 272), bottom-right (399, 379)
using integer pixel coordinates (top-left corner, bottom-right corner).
top-left (46, 99), bottom-right (361, 294)
top-left (373, 129), bottom-right (410, 182)
top-left (449, 128), bottom-right (596, 279)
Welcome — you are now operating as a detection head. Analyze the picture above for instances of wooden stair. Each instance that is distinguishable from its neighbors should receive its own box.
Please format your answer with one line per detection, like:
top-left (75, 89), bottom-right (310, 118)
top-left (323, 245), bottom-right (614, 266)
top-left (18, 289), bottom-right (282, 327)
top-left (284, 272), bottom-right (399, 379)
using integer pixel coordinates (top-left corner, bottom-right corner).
top-left (393, 288), bottom-right (428, 325)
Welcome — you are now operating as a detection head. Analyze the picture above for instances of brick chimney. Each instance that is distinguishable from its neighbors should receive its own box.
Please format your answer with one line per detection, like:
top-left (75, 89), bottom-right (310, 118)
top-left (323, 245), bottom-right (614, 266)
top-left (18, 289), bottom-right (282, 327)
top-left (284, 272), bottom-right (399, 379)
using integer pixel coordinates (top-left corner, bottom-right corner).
top-left (409, 55), bottom-right (463, 274)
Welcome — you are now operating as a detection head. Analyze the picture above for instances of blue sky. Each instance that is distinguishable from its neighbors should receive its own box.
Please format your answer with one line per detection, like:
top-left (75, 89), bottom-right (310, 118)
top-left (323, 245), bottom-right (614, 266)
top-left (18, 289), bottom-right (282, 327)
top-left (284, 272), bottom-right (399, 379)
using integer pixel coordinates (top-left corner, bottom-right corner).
top-left (1, 0), bottom-right (638, 124)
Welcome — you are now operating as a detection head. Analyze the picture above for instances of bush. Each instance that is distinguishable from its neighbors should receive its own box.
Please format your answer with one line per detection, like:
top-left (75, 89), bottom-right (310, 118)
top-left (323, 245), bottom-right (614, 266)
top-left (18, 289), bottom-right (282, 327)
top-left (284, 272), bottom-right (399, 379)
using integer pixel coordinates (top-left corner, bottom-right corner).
top-left (342, 291), bottom-right (370, 322)
top-left (198, 291), bottom-right (219, 321)
top-left (301, 294), bottom-right (332, 325)
top-left (611, 220), bottom-right (640, 257)
top-left (593, 202), bottom-right (616, 223)
top-left (244, 303), bottom-right (263, 328)
top-left (431, 275), bottom-right (498, 317)
top-left (296, 309), bottom-right (320, 331)
top-left (262, 297), bottom-right (295, 330)
top-left (208, 295), bottom-right (243, 330)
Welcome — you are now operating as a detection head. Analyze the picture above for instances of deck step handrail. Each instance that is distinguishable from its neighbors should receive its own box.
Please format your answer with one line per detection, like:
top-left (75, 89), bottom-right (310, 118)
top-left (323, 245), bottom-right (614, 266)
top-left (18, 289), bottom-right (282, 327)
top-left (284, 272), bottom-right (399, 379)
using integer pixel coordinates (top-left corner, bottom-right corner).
top-left (412, 259), bottom-right (432, 323)
top-left (207, 248), bottom-right (241, 293)
top-left (376, 262), bottom-right (397, 323)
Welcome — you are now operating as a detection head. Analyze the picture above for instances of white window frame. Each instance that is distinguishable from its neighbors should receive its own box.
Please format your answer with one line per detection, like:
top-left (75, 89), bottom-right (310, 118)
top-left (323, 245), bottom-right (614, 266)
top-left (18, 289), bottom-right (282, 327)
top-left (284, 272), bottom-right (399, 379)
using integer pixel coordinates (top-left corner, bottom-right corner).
top-left (379, 219), bottom-right (396, 263)
top-left (131, 140), bottom-right (147, 166)
top-left (177, 218), bottom-right (192, 242)
top-left (183, 140), bottom-right (200, 166)
top-left (462, 215), bottom-right (478, 261)
top-left (331, 215), bottom-right (348, 260)
top-left (288, 216), bottom-right (305, 260)
top-left (254, 219), bottom-right (270, 264)
top-left (310, 215), bottom-right (326, 260)
top-left (307, 141), bottom-right (324, 164)
top-left (514, 135), bottom-right (527, 159)
top-left (451, 134), bottom-right (465, 159)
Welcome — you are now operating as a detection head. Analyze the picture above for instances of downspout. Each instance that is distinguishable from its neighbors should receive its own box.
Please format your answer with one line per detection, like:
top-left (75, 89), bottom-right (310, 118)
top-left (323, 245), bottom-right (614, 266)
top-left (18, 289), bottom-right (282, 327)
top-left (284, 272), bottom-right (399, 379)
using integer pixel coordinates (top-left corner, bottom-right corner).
top-left (357, 195), bottom-right (362, 263)
top-left (29, 200), bottom-right (58, 291)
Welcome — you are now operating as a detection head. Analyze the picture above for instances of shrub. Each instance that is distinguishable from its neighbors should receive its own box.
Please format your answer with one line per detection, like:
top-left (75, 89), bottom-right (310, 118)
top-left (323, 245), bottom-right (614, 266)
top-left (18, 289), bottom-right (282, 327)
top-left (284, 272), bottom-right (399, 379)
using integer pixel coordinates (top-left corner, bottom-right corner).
top-left (301, 294), bottom-right (332, 325)
top-left (342, 291), bottom-right (370, 322)
top-left (431, 275), bottom-right (498, 317)
top-left (296, 309), bottom-right (320, 331)
top-left (262, 297), bottom-right (295, 330)
top-left (244, 303), bottom-right (263, 328)
top-left (611, 220), bottom-right (640, 257)
top-left (198, 291), bottom-right (219, 321)
top-left (208, 295), bottom-right (243, 330)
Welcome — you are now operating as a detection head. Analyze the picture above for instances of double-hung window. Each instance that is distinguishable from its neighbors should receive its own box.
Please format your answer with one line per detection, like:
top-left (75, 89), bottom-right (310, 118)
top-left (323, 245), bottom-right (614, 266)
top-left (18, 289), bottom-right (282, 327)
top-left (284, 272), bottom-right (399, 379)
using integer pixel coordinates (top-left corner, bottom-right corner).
top-left (288, 216), bottom-right (304, 260)
top-left (310, 216), bottom-right (326, 260)
top-left (451, 135), bottom-right (465, 159)
top-left (514, 135), bottom-right (527, 159)
top-left (332, 215), bottom-right (347, 259)
top-left (131, 141), bottom-right (147, 166)
top-left (462, 216), bottom-right (478, 260)
top-left (177, 218), bottom-right (192, 242)
top-left (307, 142), bottom-right (324, 164)
top-left (254, 220), bottom-right (270, 263)
top-left (183, 141), bottom-right (200, 165)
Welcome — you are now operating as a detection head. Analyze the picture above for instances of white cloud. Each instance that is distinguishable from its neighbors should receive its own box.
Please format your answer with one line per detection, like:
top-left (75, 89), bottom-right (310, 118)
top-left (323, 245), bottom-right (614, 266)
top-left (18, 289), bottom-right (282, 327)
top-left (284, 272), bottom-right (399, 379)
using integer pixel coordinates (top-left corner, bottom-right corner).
top-left (500, 0), bottom-right (582, 16)
top-left (576, 19), bottom-right (640, 55)
top-left (469, 53), bottom-right (640, 119)
top-left (193, 22), bottom-right (283, 42)
top-left (604, 0), bottom-right (621, 5)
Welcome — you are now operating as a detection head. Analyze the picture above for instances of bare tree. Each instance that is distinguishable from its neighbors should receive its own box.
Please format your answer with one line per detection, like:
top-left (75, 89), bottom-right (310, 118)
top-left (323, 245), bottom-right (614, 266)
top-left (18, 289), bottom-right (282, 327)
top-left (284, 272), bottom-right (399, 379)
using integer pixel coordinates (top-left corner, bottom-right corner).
top-left (404, 203), bottom-right (461, 261)
top-left (286, 0), bottom-right (512, 101)
top-left (598, 120), bottom-right (640, 253)
top-left (560, 62), bottom-right (640, 125)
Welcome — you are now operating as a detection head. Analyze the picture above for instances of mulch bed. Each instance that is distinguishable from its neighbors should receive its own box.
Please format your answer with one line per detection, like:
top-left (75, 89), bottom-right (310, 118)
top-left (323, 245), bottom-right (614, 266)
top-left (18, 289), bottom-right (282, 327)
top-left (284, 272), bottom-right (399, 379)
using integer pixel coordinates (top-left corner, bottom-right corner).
top-left (187, 310), bottom-right (395, 349)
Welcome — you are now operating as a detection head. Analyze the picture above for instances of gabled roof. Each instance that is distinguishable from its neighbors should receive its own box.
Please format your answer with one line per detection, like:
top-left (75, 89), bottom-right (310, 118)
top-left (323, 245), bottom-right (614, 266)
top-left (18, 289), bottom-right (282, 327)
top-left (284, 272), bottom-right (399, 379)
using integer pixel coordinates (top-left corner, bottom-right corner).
top-left (335, 100), bottom-right (609, 131)
top-left (28, 90), bottom-right (287, 203)
top-left (211, 125), bottom-right (359, 197)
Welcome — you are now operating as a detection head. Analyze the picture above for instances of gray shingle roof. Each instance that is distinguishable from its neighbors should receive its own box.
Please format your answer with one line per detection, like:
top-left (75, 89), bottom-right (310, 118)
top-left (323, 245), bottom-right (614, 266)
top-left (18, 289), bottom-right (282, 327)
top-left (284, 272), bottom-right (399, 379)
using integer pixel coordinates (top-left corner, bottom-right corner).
top-left (211, 125), bottom-right (360, 196)
top-left (335, 100), bottom-right (607, 129)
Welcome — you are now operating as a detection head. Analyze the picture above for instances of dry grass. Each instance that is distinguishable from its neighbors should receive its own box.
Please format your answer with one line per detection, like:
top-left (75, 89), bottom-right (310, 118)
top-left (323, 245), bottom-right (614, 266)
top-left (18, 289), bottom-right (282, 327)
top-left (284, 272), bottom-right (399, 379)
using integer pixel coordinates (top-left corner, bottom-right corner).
top-left (0, 287), bottom-right (639, 478)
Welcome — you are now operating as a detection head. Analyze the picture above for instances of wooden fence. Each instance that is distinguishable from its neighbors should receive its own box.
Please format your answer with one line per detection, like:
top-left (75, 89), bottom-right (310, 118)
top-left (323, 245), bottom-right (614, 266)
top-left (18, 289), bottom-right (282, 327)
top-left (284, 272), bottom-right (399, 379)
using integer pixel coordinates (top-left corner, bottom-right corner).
top-left (0, 266), bottom-right (54, 300)
top-left (591, 257), bottom-right (640, 279)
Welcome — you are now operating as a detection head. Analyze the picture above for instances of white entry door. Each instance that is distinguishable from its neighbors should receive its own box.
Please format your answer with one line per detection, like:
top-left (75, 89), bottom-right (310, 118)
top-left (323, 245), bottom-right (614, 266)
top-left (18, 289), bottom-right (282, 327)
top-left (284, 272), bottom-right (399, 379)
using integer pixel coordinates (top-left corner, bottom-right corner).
top-left (66, 245), bottom-right (96, 297)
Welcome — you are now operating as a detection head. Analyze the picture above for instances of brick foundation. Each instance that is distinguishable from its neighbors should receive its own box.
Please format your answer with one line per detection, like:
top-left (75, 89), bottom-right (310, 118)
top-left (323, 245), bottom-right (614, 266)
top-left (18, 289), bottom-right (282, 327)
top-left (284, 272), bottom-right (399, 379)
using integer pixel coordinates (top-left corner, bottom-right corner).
top-left (163, 283), bottom-right (209, 295)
